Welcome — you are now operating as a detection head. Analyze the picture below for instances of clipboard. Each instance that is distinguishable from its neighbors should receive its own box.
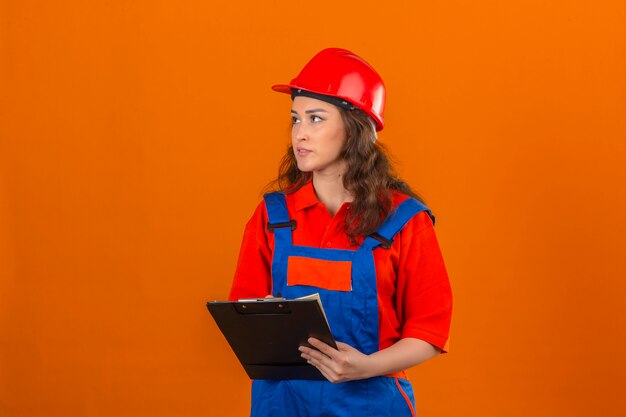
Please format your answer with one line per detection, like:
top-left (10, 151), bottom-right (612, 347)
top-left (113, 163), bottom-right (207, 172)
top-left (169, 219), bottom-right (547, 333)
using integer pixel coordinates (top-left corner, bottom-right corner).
top-left (206, 295), bottom-right (336, 380)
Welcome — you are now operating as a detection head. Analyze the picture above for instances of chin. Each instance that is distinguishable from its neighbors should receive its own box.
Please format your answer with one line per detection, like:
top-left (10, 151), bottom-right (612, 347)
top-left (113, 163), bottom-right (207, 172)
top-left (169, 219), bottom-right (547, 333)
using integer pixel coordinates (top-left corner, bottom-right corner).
top-left (296, 163), bottom-right (314, 173)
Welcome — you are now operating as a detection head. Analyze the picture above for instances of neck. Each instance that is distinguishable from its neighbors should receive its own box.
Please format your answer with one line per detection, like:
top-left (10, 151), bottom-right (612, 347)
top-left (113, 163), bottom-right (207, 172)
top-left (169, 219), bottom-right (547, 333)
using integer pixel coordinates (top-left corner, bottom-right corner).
top-left (312, 170), bottom-right (352, 216)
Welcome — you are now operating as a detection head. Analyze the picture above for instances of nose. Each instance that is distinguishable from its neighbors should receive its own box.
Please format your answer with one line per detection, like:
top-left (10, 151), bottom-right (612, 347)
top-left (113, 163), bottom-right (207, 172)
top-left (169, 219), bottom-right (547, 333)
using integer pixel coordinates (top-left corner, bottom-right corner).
top-left (293, 121), bottom-right (309, 142)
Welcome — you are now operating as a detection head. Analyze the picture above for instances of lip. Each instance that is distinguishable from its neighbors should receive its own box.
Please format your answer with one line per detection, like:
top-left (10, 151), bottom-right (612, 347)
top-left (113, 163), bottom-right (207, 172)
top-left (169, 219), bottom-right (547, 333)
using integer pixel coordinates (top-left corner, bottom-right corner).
top-left (296, 147), bottom-right (312, 156)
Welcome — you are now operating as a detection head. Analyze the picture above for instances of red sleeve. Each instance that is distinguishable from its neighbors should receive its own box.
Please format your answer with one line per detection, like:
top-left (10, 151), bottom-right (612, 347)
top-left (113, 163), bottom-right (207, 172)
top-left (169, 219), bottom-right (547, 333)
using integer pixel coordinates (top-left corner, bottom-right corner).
top-left (228, 202), bottom-right (273, 301)
top-left (396, 211), bottom-right (453, 352)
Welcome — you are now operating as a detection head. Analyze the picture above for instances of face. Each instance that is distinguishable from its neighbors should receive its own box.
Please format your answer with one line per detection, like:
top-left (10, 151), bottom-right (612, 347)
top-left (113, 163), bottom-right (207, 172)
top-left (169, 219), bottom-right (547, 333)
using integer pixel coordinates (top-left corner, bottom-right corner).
top-left (291, 96), bottom-right (347, 176)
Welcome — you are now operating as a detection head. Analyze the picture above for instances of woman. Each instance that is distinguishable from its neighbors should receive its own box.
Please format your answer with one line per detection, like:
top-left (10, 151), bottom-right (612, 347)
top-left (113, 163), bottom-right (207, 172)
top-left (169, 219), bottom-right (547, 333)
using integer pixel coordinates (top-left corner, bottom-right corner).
top-left (229, 48), bottom-right (452, 417)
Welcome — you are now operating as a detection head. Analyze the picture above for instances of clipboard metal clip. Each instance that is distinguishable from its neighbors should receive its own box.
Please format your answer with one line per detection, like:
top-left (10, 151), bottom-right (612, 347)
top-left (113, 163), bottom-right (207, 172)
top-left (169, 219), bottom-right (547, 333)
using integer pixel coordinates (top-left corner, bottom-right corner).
top-left (234, 301), bottom-right (292, 315)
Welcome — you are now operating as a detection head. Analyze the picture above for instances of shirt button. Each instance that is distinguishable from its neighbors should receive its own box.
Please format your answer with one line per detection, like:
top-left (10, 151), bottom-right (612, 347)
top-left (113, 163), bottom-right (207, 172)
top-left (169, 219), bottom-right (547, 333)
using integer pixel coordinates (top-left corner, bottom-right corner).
top-left (326, 242), bottom-right (332, 247)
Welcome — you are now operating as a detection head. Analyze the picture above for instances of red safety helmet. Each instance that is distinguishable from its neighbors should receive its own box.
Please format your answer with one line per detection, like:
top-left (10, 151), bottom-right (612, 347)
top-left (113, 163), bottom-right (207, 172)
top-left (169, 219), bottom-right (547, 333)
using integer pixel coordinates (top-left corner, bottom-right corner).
top-left (272, 48), bottom-right (386, 131)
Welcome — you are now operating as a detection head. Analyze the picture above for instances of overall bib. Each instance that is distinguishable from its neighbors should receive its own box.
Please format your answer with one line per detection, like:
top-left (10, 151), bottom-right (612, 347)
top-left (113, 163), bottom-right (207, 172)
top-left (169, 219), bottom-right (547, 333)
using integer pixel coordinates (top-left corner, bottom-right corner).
top-left (251, 192), bottom-right (432, 417)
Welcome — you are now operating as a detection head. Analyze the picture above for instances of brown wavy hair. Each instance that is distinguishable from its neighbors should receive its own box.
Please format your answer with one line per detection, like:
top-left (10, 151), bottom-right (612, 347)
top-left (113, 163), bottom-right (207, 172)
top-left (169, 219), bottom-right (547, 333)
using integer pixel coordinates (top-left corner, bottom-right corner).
top-left (267, 107), bottom-right (424, 241)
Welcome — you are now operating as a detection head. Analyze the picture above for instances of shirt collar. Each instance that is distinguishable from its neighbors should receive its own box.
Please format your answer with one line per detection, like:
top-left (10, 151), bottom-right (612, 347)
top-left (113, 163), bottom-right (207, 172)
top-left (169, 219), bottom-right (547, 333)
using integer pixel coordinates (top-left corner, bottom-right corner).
top-left (292, 181), bottom-right (321, 212)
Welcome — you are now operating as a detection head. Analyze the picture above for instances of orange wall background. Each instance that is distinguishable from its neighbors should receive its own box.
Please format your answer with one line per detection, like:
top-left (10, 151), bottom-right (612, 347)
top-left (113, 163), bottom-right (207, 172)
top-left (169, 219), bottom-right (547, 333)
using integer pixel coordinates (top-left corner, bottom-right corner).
top-left (1, 1), bottom-right (625, 416)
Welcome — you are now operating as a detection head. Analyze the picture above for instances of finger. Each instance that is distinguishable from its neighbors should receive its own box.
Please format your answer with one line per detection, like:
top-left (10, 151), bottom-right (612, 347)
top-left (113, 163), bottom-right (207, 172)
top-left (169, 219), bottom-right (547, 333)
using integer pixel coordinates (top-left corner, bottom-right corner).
top-left (302, 352), bottom-right (340, 383)
top-left (335, 341), bottom-right (355, 352)
top-left (299, 340), bottom-right (349, 380)
top-left (298, 345), bottom-right (322, 361)
top-left (307, 337), bottom-right (339, 359)
top-left (299, 344), bottom-right (336, 373)
top-left (316, 362), bottom-right (341, 383)
top-left (301, 348), bottom-right (348, 382)
top-left (298, 345), bottom-right (328, 358)
top-left (299, 345), bottom-right (330, 365)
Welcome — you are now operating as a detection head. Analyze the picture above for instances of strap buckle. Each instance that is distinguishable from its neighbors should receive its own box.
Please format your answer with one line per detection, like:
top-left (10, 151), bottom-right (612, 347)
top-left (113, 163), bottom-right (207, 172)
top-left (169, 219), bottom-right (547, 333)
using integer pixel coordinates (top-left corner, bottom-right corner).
top-left (368, 232), bottom-right (394, 249)
top-left (267, 220), bottom-right (297, 232)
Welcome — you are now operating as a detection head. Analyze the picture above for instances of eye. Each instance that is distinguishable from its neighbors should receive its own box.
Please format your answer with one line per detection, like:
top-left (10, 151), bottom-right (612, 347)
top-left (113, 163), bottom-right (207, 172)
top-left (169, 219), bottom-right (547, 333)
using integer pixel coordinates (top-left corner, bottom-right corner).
top-left (310, 115), bottom-right (323, 123)
top-left (291, 116), bottom-right (300, 125)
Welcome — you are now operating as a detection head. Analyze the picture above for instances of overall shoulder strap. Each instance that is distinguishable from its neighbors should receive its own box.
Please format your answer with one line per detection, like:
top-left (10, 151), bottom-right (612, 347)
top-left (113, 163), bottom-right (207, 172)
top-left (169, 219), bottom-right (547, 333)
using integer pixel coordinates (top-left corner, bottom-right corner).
top-left (362, 198), bottom-right (434, 250)
top-left (263, 192), bottom-right (295, 246)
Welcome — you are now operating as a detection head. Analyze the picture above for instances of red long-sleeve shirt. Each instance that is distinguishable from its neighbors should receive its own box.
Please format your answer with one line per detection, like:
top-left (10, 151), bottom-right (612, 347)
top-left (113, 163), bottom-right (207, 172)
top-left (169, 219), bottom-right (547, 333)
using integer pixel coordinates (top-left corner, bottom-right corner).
top-left (229, 182), bottom-right (452, 351)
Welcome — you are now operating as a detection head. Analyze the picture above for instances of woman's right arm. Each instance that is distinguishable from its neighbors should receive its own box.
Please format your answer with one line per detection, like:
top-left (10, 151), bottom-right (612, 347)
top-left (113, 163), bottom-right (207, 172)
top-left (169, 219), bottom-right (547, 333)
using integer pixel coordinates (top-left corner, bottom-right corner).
top-left (228, 202), bottom-right (273, 301)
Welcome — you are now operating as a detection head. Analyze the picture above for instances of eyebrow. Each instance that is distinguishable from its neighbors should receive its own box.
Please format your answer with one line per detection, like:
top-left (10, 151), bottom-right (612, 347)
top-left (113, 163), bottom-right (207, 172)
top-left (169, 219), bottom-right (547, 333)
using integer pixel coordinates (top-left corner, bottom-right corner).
top-left (291, 109), bottom-right (329, 115)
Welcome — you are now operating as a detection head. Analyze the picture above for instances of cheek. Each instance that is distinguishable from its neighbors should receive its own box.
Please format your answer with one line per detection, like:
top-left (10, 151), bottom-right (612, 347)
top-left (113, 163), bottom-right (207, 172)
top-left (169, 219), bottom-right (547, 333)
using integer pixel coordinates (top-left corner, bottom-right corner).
top-left (330, 129), bottom-right (347, 155)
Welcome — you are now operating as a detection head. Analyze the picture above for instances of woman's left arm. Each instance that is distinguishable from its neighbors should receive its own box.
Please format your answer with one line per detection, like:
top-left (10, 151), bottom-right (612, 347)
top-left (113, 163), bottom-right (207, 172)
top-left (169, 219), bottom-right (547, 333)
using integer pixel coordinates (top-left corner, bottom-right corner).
top-left (300, 209), bottom-right (452, 383)
top-left (299, 337), bottom-right (441, 383)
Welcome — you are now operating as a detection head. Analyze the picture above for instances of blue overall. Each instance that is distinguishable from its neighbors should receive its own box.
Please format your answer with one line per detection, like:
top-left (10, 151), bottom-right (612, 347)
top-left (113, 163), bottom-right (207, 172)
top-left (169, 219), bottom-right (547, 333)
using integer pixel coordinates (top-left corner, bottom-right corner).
top-left (251, 192), bottom-right (432, 417)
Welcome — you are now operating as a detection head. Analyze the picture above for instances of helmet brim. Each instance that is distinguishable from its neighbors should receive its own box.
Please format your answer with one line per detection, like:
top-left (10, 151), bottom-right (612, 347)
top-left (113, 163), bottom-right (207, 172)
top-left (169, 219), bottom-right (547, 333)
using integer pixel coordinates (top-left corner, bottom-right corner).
top-left (271, 84), bottom-right (292, 94)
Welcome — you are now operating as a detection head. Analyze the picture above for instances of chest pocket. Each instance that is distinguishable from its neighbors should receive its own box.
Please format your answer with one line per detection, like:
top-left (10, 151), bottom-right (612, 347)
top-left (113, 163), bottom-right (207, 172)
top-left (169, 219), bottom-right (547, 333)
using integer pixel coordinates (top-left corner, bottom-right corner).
top-left (287, 256), bottom-right (352, 291)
